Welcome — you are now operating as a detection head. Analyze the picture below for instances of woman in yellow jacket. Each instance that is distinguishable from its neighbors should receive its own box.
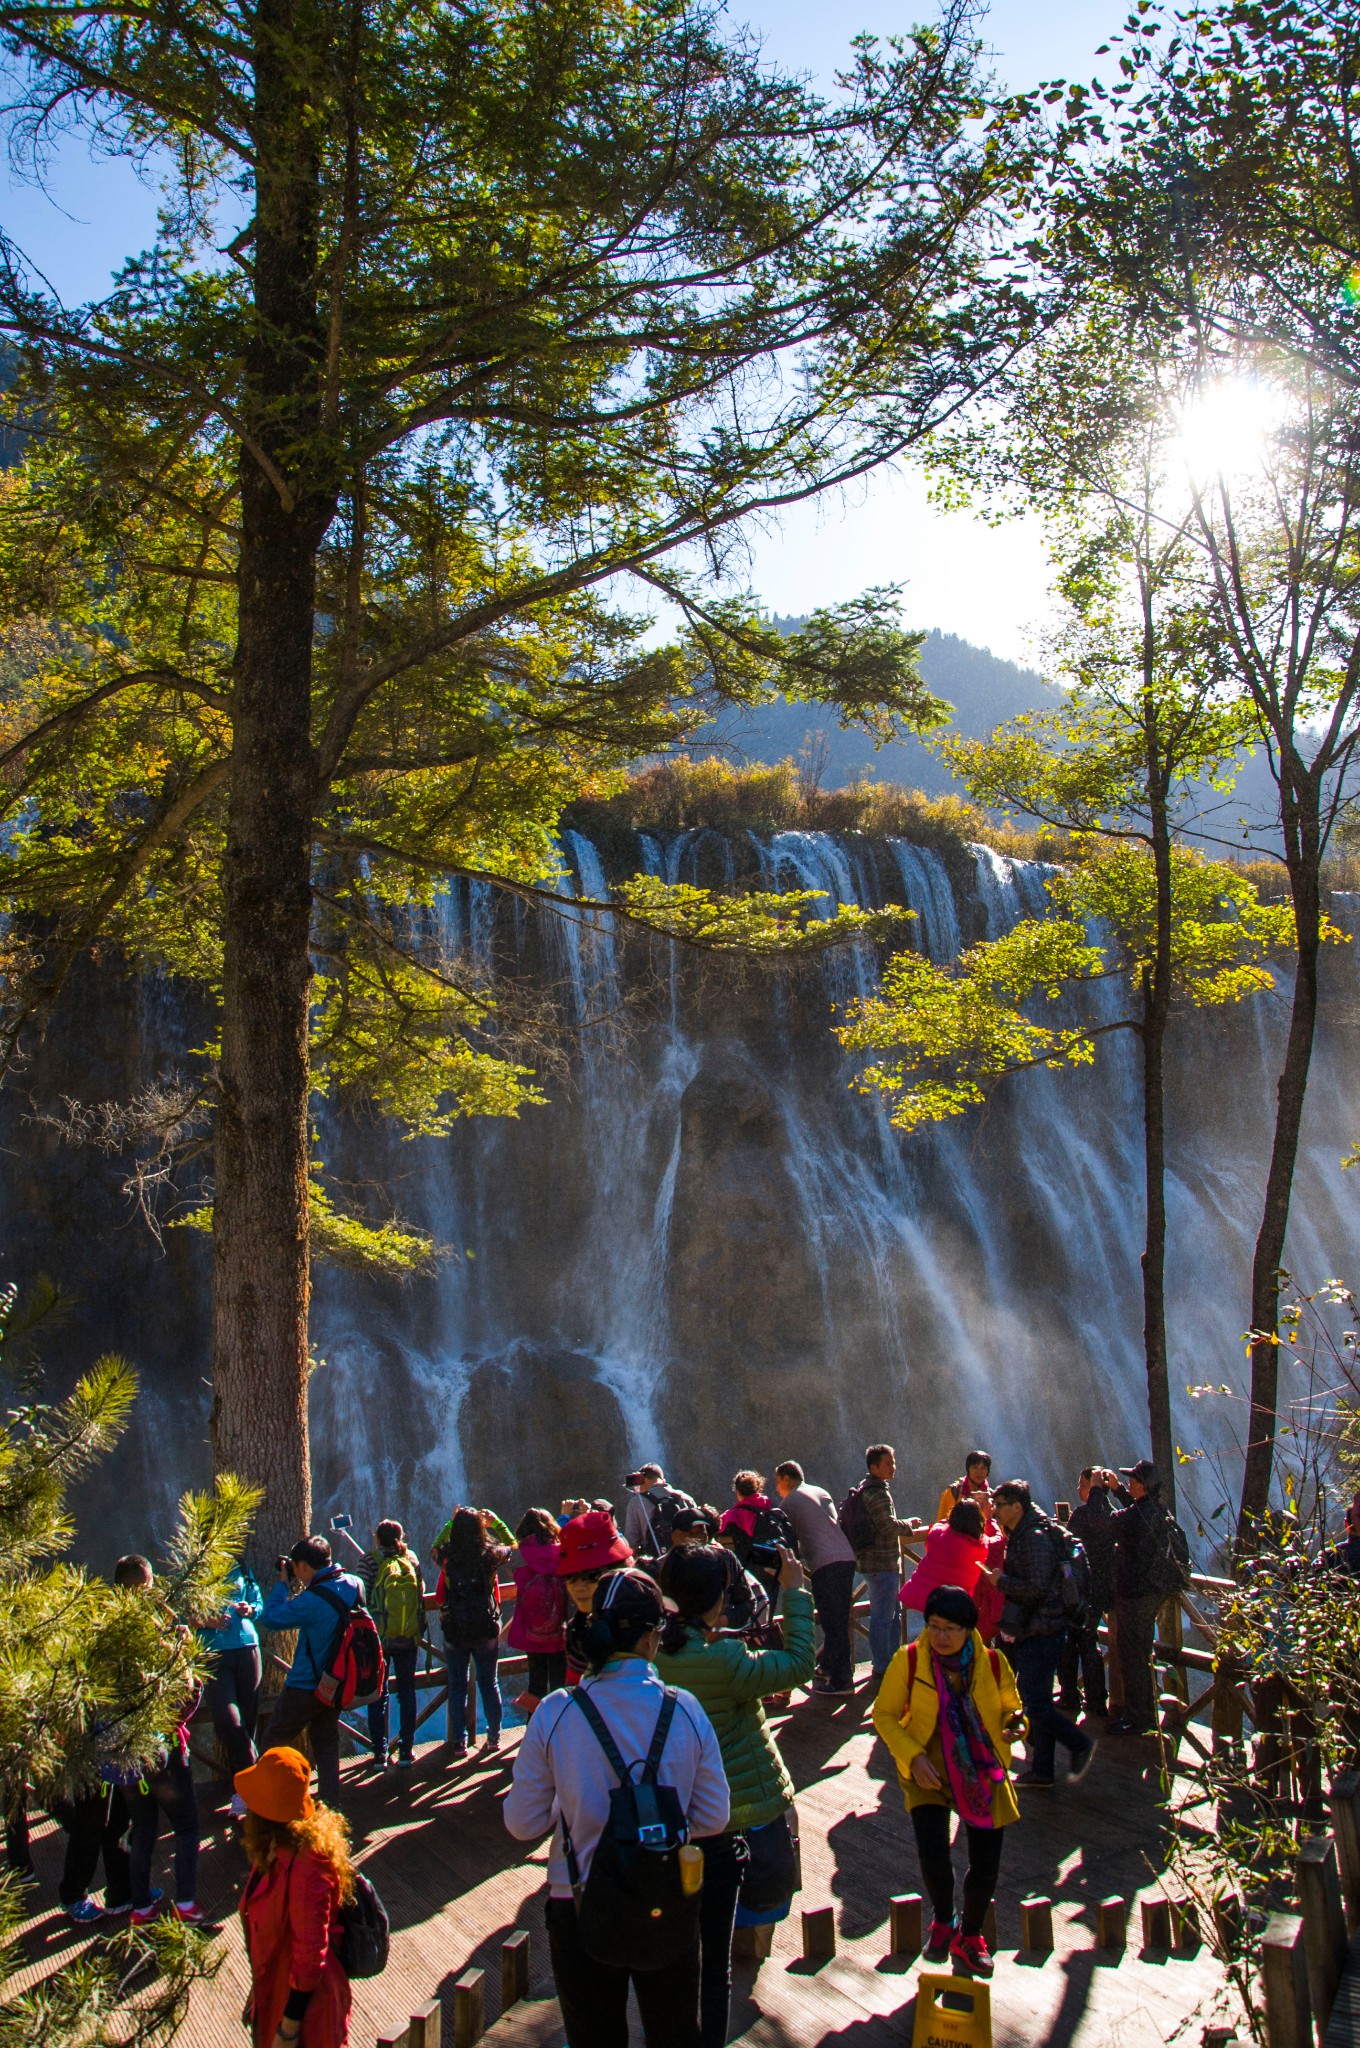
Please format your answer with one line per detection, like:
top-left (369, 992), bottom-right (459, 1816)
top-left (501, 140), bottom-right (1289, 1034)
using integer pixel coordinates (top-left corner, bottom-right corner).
top-left (872, 1585), bottom-right (1024, 1980)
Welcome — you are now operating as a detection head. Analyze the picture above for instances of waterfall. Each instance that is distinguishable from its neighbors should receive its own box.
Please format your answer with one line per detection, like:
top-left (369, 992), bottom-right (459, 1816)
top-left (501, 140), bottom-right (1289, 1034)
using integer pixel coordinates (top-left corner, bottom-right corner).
top-left (13, 828), bottom-right (1360, 1557)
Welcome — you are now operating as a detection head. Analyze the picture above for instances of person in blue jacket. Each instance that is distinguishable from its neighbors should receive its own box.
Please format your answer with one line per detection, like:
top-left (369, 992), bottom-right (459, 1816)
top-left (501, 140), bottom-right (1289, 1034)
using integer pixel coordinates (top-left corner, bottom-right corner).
top-left (199, 1558), bottom-right (264, 1780)
top-left (259, 1536), bottom-right (363, 1806)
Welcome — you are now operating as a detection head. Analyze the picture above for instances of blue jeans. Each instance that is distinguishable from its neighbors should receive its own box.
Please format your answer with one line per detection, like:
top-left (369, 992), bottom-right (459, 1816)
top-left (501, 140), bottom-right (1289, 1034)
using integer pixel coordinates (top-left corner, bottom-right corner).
top-left (865, 1570), bottom-right (903, 1676)
top-left (368, 1638), bottom-right (419, 1760)
top-left (1012, 1630), bottom-right (1090, 1780)
top-left (447, 1639), bottom-right (502, 1747)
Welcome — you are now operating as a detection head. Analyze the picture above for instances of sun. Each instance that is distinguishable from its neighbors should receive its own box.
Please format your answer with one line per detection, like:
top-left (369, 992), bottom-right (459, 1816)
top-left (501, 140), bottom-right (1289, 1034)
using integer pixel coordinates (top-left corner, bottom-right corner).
top-left (1170, 375), bottom-right (1288, 488)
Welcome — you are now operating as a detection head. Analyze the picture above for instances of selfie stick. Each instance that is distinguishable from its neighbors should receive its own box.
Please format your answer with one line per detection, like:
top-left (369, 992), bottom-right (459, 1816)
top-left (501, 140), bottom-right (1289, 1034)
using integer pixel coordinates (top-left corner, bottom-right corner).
top-left (328, 1513), bottom-right (367, 1560)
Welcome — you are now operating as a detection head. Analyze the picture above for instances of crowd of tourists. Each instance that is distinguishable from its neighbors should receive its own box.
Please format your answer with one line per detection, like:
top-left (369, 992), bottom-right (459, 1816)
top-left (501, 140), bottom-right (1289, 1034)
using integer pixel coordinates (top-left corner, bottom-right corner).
top-left (7, 1443), bottom-right (1221, 2047)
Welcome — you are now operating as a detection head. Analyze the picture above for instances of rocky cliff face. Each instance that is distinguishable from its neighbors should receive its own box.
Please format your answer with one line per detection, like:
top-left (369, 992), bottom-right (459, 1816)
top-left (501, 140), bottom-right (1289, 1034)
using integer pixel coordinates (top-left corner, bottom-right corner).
top-left (5, 829), bottom-right (1358, 1560)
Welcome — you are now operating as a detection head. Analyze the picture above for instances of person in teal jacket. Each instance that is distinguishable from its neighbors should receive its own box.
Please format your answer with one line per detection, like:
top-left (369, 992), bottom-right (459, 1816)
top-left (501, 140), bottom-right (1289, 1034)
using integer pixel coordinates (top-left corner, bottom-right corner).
top-left (659, 1542), bottom-right (815, 2048)
top-left (199, 1559), bottom-right (264, 1779)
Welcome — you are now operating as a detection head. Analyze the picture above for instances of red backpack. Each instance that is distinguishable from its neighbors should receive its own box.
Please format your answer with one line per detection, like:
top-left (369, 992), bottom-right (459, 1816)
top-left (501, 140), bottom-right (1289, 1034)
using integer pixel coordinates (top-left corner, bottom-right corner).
top-left (311, 1583), bottom-right (386, 1709)
top-left (516, 1569), bottom-right (567, 1650)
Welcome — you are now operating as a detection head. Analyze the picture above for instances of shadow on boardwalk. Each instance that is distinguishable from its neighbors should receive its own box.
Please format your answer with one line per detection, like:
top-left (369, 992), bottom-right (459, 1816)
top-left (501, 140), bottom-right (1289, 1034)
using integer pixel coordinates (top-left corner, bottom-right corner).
top-left (9, 1697), bottom-right (1231, 2048)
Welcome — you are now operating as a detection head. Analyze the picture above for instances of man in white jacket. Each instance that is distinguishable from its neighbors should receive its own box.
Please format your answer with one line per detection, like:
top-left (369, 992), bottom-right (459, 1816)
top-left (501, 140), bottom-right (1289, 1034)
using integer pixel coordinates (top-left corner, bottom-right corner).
top-left (505, 1568), bottom-right (729, 2048)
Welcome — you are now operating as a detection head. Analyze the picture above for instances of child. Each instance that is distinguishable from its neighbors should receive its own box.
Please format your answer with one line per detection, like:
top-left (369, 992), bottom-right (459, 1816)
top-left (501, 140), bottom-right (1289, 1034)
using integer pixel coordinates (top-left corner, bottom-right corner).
top-left (507, 1509), bottom-right (568, 1715)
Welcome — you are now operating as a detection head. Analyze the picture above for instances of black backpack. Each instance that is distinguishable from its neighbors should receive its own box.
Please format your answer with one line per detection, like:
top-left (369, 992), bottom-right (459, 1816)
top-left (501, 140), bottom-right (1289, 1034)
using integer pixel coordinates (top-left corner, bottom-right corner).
top-left (837, 1481), bottom-right (874, 1553)
top-left (645, 1485), bottom-right (699, 1550)
top-left (1048, 1521), bottom-right (1093, 1622)
top-left (1149, 1508), bottom-right (1193, 1597)
top-left (441, 1561), bottom-right (500, 1647)
top-left (338, 1870), bottom-right (390, 1978)
top-left (561, 1686), bottom-right (700, 1971)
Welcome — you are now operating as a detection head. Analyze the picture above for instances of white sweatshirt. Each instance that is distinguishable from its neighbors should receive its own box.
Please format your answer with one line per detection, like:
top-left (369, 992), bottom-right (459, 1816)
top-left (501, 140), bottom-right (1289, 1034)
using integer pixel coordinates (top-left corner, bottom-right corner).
top-left (503, 1657), bottom-right (730, 1897)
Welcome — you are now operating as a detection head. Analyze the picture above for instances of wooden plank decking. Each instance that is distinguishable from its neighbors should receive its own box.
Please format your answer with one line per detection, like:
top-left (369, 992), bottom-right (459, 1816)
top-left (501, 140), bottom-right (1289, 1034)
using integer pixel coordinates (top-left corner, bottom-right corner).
top-left (10, 1691), bottom-right (1235, 2048)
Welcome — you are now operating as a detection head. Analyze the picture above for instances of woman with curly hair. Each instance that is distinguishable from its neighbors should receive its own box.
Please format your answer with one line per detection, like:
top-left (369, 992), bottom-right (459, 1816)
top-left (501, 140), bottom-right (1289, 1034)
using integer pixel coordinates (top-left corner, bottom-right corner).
top-left (236, 1746), bottom-right (355, 2048)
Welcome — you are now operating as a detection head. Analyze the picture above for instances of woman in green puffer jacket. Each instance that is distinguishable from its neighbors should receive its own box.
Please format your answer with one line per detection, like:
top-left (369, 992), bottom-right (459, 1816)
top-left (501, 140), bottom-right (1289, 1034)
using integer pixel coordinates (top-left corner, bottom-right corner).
top-left (659, 1542), bottom-right (815, 2048)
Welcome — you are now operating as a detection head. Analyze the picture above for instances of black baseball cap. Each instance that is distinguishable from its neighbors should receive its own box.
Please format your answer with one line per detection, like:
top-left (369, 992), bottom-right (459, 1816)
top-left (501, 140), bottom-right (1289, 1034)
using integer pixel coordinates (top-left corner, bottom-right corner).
top-left (1119, 1459), bottom-right (1162, 1490)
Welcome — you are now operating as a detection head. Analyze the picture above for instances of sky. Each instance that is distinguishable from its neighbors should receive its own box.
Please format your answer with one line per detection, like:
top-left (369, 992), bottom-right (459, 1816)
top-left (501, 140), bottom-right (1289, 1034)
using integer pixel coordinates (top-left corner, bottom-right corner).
top-left (0, 0), bottom-right (1121, 667)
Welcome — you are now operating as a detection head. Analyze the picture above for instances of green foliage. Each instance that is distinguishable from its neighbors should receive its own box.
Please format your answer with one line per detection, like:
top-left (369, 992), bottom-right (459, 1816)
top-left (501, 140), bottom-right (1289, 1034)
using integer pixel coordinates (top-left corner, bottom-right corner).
top-left (614, 876), bottom-right (911, 955)
top-left (0, 1878), bottom-right (222, 2046)
top-left (839, 914), bottom-right (1107, 1130)
top-left (1053, 843), bottom-right (1303, 1007)
top-left (0, 1277), bottom-right (255, 2043)
top-left (0, 0), bottom-right (1036, 1226)
top-left (176, 1180), bottom-right (444, 1279)
top-left (839, 842), bottom-right (1298, 1130)
top-left (1164, 1277), bottom-right (1360, 2042)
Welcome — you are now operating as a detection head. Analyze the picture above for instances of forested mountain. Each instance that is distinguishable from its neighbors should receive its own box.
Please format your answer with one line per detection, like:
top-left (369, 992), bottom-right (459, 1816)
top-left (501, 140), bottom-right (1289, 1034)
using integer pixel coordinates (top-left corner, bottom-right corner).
top-left (711, 621), bottom-right (1280, 841)
top-left (707, 625), bottom-right (1061, 795)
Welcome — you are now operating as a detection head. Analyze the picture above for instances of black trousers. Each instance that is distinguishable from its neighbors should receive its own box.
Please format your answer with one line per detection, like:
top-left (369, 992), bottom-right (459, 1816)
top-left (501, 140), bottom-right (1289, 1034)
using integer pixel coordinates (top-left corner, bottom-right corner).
top-left (267, 1687), bottom-right (342, 1805)
top-left (1057, 1611), bottom-right (1108, 1716)
top-left (53, 1786), bottom-right (131, 1908)
top-left (1114, 1592), bottom-right (1163, 1727)
top-left (697, 1832), bottom-right (748, 2048)
top-left (910, 1805), bottom-right (1005, 1938)
top-left (526, 1651), bottom-right (567, 1698)
top-left (126, 1753), bottom-right (199, 1909)
top-left (546, 1894), bottom-right (700, 2048)
top-left (809, 1560), bottom-right (856, 1690)
top-left (205, 1645), bottom-right (262, 1777)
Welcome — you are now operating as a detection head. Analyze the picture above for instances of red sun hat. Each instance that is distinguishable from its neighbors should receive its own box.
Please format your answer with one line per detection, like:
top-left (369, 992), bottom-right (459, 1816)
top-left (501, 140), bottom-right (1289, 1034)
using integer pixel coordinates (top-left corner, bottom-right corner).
top-left (557, 1509), bottom-right (632, 1576)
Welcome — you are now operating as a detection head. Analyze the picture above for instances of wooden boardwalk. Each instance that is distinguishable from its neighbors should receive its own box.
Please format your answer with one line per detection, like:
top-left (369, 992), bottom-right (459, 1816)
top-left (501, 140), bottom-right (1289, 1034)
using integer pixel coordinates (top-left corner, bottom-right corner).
top-left (10, 1691), bottom-right (1234, 2048)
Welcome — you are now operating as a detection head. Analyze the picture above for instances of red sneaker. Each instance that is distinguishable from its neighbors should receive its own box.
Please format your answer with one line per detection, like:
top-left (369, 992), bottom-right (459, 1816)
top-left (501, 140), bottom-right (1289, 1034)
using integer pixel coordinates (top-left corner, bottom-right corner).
top-left (949, 1931), bottom-right (994, 1978)
top-left (923, 1917), bottom-right (956, 1963)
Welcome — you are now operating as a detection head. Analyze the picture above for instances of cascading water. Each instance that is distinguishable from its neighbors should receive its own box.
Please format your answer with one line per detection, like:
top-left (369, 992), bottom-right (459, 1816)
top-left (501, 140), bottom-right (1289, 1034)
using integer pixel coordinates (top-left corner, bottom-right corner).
top-left (11, 829), bottom-right (1359, 1553)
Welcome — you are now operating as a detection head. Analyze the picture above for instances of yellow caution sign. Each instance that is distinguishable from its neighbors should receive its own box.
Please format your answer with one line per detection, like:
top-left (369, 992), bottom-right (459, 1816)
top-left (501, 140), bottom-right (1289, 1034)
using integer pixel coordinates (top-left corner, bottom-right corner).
top-left (911, 1972), bottom-right (993, 2048)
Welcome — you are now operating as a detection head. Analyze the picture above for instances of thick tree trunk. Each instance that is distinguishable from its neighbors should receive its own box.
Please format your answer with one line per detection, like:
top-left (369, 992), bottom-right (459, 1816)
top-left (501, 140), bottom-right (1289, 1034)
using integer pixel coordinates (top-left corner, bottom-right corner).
top-left (1236, 848), bottom-right (1322, 1549)
top-left (209, 0), bottom-right (329, 1565)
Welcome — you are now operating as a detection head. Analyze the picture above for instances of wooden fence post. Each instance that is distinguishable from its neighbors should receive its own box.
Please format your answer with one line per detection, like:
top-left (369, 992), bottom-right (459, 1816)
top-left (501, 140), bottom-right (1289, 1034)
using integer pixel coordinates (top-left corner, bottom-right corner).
top-left (1020, 1897), bottom-right (1053, 1954)
top-left (1141, 1897), bottom-right (1172, 1951)
top-left (501, 1931), bottom-right (530, 2012)
top-left (1328, 1773), bottom-right (1360, 1932)
top-left (889, 1894), bottom-right (922, 1957)
top-left (1296, 1835), bottom-right (1347, 2035)
top-left (1171, 1899), bottom-right (1200, 1952)
top-left (376, 2029), bottom-right (411, 2048)
top-left (1097, 1897), bottom-right (1127, 1949)
top-left (453, 1970), bottom-right (485, 2048)
top-left (732, 1923), bottom-right (775, 1961)
top-left (1262, 1913), bottom-right (1312, 2048)
top-left (408, 2000), bottom-right (442, 2048)
top-left (801, 1906), bottom-right (836, 1961)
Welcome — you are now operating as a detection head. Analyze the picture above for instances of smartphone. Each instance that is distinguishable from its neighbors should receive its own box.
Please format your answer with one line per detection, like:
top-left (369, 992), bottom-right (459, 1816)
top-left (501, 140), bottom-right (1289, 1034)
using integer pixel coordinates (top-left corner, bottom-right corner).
top-left (330, 1513), bottom-right (353, 1531)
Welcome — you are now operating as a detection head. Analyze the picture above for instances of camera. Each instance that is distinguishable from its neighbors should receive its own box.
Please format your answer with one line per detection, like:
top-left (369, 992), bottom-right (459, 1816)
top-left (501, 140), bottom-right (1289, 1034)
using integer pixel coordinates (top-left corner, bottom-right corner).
top-left (749, 1542), bottom-right (781, 1574)
top-left (276, 1555), bottom-right (295, 1579)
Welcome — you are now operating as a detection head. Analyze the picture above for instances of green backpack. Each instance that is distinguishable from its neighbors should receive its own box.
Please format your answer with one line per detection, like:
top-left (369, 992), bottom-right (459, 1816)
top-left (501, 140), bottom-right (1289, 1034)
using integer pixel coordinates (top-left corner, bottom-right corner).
top-left (372, 1551), bottom-right (423, 1642)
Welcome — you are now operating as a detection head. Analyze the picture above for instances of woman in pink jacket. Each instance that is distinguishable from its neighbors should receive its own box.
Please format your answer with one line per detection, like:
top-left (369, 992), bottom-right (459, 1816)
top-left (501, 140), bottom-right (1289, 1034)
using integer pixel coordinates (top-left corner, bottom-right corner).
top-left (507, 1508), bottom-right (568, 1712)
top-left (901, 1501), bottom-right (1004, 1643)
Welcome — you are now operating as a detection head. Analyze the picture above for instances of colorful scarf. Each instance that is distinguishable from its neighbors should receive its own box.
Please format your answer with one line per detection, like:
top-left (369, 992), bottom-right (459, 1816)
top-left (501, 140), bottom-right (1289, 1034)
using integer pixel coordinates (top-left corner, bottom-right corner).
top-left (932, 1640), bottom-right (1005, 1829)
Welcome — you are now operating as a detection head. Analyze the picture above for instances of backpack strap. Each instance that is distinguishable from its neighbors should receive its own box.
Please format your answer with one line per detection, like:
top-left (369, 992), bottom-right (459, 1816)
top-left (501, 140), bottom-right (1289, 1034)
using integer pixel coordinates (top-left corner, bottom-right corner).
top-left (641, 1689), bottom-right (678, 1785)
top-left (310, 1580), bottom-right (366, 1619)
top-left (568, 1684), bottom-right (632, 1781)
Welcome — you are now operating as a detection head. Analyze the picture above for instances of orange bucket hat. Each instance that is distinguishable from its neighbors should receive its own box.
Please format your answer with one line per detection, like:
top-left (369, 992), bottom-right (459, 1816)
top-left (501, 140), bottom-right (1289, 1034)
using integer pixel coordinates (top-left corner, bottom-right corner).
top-left (234, 1746), bottom-right (315, 1824)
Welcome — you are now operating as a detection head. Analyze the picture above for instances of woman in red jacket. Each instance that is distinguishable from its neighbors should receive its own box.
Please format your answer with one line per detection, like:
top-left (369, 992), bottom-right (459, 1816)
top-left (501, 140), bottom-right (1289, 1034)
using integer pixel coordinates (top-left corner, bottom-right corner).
top-left (236, 1746), bottom-right (354, 2048)
top-left (901, 1501), bottom-right (1004, 1643)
